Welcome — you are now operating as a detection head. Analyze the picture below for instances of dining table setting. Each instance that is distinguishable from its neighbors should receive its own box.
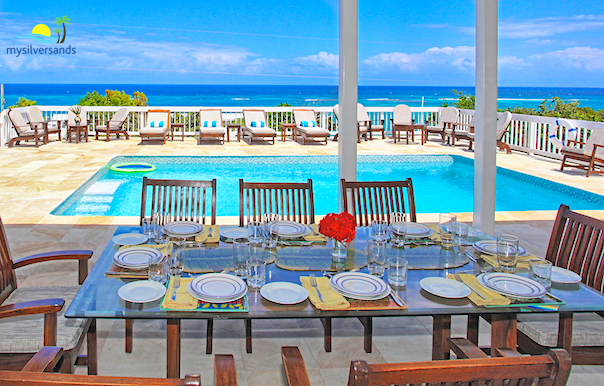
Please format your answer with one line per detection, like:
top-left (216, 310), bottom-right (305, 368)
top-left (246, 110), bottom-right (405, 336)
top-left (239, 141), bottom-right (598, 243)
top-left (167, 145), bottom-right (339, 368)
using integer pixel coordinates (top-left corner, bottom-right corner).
top-left (65, 211), bottom-right (604, 378)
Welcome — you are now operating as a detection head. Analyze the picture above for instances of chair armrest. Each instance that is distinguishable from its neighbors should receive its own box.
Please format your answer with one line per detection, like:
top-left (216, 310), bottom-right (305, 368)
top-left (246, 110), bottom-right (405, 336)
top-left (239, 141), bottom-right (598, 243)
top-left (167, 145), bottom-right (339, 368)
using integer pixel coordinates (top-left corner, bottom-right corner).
top-left (22, 346), bottom-right (64, 372)
top-left (184, 375), bottom-right (202, 386)
top-left (13, 250), bottom-right (93, 285)
top-left (281, 346), bottom-right (311, 386)
top-left (214, 354), bottom-right (237, 386)
top-left (494, 348), bottom-right (523, 358)
top-left (567, 139), bottom-right (585, 147)
top-left (446, 338), bottom-right (488, 359)
top-left (0, 298), bottom-right (64, 319)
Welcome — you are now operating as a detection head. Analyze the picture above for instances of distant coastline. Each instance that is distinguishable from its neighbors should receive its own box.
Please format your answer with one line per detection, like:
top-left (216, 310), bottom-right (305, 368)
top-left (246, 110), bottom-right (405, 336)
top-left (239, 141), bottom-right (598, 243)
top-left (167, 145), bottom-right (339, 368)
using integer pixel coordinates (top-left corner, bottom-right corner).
top-left (4, 84), bottom-right (604, 111)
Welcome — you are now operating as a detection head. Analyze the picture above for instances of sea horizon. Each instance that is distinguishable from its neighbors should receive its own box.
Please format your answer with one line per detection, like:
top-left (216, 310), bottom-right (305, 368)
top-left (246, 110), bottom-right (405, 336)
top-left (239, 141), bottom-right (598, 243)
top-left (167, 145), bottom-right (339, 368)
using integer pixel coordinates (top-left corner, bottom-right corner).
top-left (4, 84), bottom-right (604, 111)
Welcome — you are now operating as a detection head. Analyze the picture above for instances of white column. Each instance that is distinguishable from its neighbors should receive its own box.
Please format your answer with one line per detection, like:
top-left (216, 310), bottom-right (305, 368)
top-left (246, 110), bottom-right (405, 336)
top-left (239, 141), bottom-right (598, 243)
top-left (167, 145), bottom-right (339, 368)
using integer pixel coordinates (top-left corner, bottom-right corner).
top-left (474, 0), bottom-right (498, 234)
top-left (338, 0), bottom-right (358, 211)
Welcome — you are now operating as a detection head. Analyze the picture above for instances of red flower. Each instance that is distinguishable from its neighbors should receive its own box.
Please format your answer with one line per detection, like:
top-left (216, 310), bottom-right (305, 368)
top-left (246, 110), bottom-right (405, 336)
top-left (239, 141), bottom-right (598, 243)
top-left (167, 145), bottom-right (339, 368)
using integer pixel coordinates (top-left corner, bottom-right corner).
top-left (318, 212), bottom-right (357, 243)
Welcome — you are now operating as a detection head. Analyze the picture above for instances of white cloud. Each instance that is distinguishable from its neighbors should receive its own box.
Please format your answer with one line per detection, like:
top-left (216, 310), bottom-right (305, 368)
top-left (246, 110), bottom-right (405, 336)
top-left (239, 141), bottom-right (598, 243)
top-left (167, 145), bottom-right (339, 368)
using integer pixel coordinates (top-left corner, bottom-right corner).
top-left (540, 46), bottom-right (604, 71)
top-left (498, 55), bottom-right (528, 68)
top-left (364, 46), bottom-right (475, 73)
top-left (296, 51), bottom-right (338, 69)
top-left (499, 14), bottom-right (604, 39)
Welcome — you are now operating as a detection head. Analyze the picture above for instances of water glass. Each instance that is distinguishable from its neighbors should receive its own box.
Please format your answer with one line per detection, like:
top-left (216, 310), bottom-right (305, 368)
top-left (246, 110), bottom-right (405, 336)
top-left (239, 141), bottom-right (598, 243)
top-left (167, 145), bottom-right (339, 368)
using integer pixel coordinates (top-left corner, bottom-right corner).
top-left (247, 258), bottom-right (266, 289)
top-left (148, 256), bottom-right (167, 284)
top-left (263, 213), bottom-right (280, 249)
top-left (142, 217), bottom-right (157, 240)
top-left (529, 259), bottom-right (552, 288)
top-left (391, 222), bottom-right (407, 247)
top-left (367, 237), bottom-right (387, 278)
top-left (497, 234), bottom-right (519, 273)
top-left (439, 213), bottom-right (457, 249)
top-left (170, 241), bottom-right (185, 277)
top-left (372, 220), bottom-right (388, 243)
top-left (453, 223), bottom-right (469, 251)
top-left (248, 221), bottom-right (263, 244)
top-left (233, 238), bottom-right (249, 278)
top-left (387, 257), bottom-right (408, 288)
top-left (389, 212), bottom-right (408, 225)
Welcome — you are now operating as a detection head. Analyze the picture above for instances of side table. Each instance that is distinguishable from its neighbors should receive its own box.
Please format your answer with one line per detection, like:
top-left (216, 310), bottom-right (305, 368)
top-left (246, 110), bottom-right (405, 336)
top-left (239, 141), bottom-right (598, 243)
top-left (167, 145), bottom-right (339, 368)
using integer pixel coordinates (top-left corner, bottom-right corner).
top-left (170, 123), bottom-right (186, 142)
top-left (67, 125), bottom-right (88, 143)
top-left (227, 123), bottom-right (240, 142)
top-left (280, 123), bottom-right (297, 142)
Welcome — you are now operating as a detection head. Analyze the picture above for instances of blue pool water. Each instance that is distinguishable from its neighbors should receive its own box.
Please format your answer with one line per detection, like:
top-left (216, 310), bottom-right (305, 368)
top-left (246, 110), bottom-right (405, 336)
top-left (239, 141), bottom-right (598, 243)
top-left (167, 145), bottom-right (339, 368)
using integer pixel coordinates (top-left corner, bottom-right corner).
top-left (51, 155), bottom-right (604, 217)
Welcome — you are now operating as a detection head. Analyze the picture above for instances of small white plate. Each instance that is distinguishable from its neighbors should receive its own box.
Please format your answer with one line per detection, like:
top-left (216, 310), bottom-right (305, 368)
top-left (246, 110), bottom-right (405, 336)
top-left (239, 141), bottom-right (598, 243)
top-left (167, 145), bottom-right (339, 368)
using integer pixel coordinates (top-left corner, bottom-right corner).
top-left (551, 267), bottom-right (582, 284)
top-left (112, 233), bottom-right (148, 246)
top-left (220, 227), bottom-right (250, 240)
top-left (261, 282), bottom-right (309, 304)
top-left (118, 281), bottom-right (166, 303)
top-left (420, 277), bottom-right (471, 298)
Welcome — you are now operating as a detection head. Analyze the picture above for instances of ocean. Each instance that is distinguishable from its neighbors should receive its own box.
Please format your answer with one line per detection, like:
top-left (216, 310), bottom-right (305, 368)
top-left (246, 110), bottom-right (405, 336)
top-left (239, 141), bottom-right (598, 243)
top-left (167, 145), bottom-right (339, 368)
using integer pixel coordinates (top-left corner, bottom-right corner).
top-left (4, 84), bottom-right (604, 111)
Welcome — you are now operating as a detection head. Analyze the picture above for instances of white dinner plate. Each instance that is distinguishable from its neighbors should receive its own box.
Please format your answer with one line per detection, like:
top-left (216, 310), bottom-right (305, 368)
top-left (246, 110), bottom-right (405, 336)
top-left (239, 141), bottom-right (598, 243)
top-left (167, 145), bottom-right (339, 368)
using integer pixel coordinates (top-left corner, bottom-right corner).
top-left (330, 284), bottom-right (391, 300)
top-left (419, 277), bottom-right (471, 299)
top-left (270, 221), bottom-right (310, 238)
top-left (118, 281), bottom-right (166, 303)
top-left (164, 221), bottom-right (204, 237)
top-left (112, 233), bottom-right (148, 246)
top-left (442, 224), bottom-right (484, 237)
top-left (186, 281), bottom-right (247, 303)
top-left (219, 227), bottom-right (250, 240)
top-left (404, 223), bottom-right (434, 238)
top-left (113, 247), bottom-right (163, 268)
top-left (189, 273), bottom-right (247, 299)
top-left (551, 267), bottom-right (582, 284)
top-left (473, 240), bottom-right (527, 256)
top-left (477, 272), bottom-right (546, 299)
top-left (261, 282), bottom-right (309, 304)
top-left (330, 272), bottom-right (388, 297)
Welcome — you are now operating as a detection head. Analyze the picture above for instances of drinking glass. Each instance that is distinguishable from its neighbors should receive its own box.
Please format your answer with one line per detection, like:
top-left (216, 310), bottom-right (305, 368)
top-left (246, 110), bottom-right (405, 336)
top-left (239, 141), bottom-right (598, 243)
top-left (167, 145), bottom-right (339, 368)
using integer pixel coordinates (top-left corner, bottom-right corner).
top-left (155, 211), bottom-right (171, 244)
top-left (148, 256), bottom-right (167, 284)
top-left (439, 213), bottom-right (457, 249)
top-left (247, 258), bottom-right (266, 289)
top-left (247, 221), bottom-right (263, 244)
top-left (497, 234), bottom-right (519, 273)
top-left (453, 223), bottom-right (469, 251)
top-left (263, 213), bottom-right (280, 249)
top-left (371, 220), bottom-right (388, 243)
top-left (142, 217), bottom-right (156, 241)
top-left (529, 259), bottom-right (552, 288)
top-left (170, 241), bottom-right (185, 278)
top-left (389, 212), bottom-right (408, 225)
top-left (367, 237), bottom-right (387, 278)
top-left (387, 257), bottom-right (408, 288)
top-left (390, 213), bottom-right (408, 248)
top-left (233, 238), bottom-right (249, 278)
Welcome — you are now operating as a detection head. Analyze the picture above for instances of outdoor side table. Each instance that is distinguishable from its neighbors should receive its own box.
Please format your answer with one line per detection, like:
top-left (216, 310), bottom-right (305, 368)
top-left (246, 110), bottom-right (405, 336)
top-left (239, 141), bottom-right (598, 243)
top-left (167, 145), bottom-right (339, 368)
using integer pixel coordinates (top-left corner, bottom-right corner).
top-left (67, 125), bottom-right (88, 143)
top-left (170, 123), bottom-right (186, 142)
top-left (226, 123), bottom-right (240, 142)
top-left (280, 123), bottom-right (297, 142)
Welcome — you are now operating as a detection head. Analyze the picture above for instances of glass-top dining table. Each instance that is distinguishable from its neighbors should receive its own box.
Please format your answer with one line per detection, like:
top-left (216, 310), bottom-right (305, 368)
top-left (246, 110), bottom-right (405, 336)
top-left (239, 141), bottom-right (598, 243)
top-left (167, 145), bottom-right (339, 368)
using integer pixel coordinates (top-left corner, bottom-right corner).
top-left (66, 225), bottom-right (604, 378)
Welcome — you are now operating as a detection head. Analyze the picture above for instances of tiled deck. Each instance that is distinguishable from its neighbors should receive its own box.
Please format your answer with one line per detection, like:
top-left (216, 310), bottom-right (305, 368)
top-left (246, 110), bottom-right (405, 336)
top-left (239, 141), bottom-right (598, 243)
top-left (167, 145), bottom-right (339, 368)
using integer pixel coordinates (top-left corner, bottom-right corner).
top-left (1, 134), bottom-right (603, 385)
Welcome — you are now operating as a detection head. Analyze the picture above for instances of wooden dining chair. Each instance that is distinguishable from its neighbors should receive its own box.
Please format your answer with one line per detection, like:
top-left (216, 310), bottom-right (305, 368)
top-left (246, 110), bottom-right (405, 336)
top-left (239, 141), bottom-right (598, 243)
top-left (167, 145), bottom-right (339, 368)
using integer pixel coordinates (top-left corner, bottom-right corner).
top-left (238, 179), bottom-right (315, 227)
top-left (0, 216), bottom-right (95, 374)
top-left (281, 344), bottom-right (571, 386)
top-left (340, 179), bottom-right (417, 226)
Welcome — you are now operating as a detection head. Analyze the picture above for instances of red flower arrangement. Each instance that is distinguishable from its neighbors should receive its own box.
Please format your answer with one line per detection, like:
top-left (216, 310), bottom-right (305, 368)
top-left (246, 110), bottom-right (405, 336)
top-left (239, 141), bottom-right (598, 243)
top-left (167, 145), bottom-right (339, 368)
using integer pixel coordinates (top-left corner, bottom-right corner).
top-left (318, 212), bottom-right (357, 243)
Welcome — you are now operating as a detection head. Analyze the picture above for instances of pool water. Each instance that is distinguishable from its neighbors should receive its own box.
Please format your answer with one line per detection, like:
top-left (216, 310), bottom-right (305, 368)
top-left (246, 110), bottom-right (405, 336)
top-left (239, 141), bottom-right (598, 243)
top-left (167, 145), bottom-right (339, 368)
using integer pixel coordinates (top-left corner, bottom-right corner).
top-left (51, 155), bottom-right (604, 217)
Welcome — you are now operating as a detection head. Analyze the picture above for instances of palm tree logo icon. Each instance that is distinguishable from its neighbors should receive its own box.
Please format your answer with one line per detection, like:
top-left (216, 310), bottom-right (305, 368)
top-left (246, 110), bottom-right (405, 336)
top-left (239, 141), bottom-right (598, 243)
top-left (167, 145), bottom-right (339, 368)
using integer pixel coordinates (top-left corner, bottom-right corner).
top-left (54, 16), bottom-right (71, 44)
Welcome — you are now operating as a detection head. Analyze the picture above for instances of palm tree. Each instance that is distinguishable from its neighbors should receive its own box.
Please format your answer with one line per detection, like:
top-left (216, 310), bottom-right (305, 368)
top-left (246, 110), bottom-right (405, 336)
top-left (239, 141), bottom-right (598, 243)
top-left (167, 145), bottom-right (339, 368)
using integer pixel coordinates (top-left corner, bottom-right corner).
top-left (53, 28), bottom-right (61, 44)
top-left (55, 16), bottom-right (71, 44)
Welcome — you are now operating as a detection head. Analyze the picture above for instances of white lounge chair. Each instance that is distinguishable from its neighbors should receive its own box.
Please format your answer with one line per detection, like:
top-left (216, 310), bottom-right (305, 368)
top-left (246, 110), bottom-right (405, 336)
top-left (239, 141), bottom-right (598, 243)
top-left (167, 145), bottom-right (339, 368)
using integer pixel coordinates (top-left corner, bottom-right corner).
top-left (391, 104), bottom-right (417, 144)
top-left (560, 128), bottom-right (604, 177)
top-left (7, 109), bottom-right (47, 148)
top-left (332, 104), bottom-right (368, 143)
top-left (425, 106), bottom-right (459, 143)
top-left (140, 109), bottom-right (170, 144)
top-left (454, 111), bottom-right (513, 152)
top-left (198, 109), bottom-right (227, 144)
top-left (242, 109), bottom-right (276, 144)
top-left (292, 109), bottom-right (329, 145)
top-left (95, 108), bottom-right (129, 141)
top-left (27, 106), bottom-right (61, 142)
top-left (357, 103), bottom-right (385, 140)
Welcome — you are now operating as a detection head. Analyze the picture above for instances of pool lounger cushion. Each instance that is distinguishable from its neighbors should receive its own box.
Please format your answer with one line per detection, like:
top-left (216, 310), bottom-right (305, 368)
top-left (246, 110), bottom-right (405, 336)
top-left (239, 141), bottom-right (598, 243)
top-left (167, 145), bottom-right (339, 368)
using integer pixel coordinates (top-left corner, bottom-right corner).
top-left (518, 312), bottom-right (604, 347)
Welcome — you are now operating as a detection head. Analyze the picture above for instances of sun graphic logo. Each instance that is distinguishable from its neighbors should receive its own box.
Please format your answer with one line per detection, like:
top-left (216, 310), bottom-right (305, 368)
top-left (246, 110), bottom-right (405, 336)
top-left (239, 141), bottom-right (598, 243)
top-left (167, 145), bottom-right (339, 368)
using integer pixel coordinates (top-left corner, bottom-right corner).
top-left (30, 16), bottom-right (71, 44)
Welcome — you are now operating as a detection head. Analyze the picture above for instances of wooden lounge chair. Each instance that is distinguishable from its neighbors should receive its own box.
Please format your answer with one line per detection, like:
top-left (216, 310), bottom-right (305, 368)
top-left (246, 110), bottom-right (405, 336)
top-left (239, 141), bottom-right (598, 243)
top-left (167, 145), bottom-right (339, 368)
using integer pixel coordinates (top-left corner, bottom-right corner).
top-left (198, 109), bottom-right (227, 144)
top-left (281, 344), bottom-right (571, 386)
top-left (140, 109), bottom-right (170, 144)
top-left (559, 128), bottom-right (604, 177)
top-left (424, 106), bottom-right (459, 143)
top-left (452, 111), bottom-right (514, 152)
top-left (292, 109), bottom-right (329, 145)
top-left (95, 108), bottom-right (129, 141)
top-left (242, 109), bottom-right (276, 144)
top-left (7, 109), bottom-right (47, 148)
top-left (0, 216), bottom-right (95, 373)
top-left (390, 104), bottom-right (416, 144)
top-left (27, 106), bottom-right (61, 142)
top-left (332, 104), bottom-right (368, 143)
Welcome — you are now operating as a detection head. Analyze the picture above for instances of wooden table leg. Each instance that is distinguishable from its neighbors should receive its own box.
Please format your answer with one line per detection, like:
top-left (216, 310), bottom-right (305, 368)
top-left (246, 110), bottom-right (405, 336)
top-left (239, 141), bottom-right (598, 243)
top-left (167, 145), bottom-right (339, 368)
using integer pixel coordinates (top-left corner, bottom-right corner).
top-left (87, 319), bottom-right (98, 375)
top-left (245, 319), bottom-right (252, 353)
top-left (432, 315), bottom-right (451, 360)
top-left (359, 316), bottom-right (372, 353)
top-left (206, 319), bottom-right (214, 355)
top-left (321, 317), bottom-right (332, 352)
top-left (125, 319), bottom-right (133, 353)
top-left (490, 313), bottom-right (517, 356)
top-left (167, 319), bottom-right (181, 378)
top-left (557, 312), bottom-right (573, 357)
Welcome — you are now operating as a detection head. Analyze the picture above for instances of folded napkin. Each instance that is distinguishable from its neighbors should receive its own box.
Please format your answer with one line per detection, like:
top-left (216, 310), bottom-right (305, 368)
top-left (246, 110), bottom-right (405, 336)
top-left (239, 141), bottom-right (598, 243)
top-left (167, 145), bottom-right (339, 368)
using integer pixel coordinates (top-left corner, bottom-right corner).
top-left (119, 243), bottom-right (172, 256)
top-left (300, 276), bottom-right (350, 310)
top-left (161, 277), bottom-right (198, 310)
top-left (195, 225), bottom-right (220, 244)
top-left (427, 224), bottom-right (442, 242)
top-left (447, 273), bottom-right (511, 307)
top-left (303, 224), bottom-right (327, 243)
top-left (480, 253), bottom-right (544, 270)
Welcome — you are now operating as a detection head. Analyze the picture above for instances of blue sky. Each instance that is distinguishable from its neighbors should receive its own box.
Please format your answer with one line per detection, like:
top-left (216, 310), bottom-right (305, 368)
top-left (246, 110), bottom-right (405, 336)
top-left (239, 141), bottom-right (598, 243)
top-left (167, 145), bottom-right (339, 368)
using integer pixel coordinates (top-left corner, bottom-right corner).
top-left (1, 0), bottom-right (604, 86)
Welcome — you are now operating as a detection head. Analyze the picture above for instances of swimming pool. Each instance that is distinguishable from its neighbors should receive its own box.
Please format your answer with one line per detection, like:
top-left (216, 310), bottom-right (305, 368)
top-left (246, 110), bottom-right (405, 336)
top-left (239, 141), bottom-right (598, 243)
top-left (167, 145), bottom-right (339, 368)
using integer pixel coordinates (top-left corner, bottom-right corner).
top-left (51, 155), bottom-right (604, 217)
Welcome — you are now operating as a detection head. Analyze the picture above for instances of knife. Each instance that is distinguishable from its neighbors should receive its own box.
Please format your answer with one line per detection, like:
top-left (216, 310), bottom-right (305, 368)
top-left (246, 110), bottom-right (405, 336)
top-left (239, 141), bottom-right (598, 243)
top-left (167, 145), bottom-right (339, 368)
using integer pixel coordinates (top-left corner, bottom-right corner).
top-left (390, 291), bottom-right (405, 307)
top-left (454, 272), bottom-right (487, 300)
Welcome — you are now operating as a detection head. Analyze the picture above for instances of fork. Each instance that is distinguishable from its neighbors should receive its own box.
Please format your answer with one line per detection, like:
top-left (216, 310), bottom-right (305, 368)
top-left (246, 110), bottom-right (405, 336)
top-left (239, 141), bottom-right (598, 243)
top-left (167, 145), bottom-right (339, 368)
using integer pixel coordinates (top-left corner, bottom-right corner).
top-left (309, 274), bottom-right (325, 302)
top-left (171, 275), bottom-right (181, 301)
top-left (308, 224), bottom-right (319, 236)
top-left (207, 227), bottom-right (213, 238)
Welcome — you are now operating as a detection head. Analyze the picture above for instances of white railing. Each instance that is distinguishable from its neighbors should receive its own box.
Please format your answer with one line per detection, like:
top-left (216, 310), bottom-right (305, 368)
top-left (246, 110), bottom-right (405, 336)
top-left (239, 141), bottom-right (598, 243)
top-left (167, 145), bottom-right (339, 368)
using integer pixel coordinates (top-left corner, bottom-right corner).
top-left (1, 106), bottom-right (603, 162)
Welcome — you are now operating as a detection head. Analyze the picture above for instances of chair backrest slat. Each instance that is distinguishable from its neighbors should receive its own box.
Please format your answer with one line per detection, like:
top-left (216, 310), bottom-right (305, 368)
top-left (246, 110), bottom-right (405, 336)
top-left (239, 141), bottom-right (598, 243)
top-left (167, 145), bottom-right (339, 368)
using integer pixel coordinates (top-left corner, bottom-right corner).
top-left (341, 179), bottom-right (417, 227)
top-left (140, 177), bottom-right (217, 226)
top-left (239, 180), bottom-right (315, 226)
top-left (0, 217), bottom-right (18, 304)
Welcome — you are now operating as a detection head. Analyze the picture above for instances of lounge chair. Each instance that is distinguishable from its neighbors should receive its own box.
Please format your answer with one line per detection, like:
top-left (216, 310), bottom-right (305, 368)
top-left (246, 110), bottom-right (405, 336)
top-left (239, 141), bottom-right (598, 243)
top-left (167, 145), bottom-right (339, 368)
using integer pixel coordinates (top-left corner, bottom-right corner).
top-left (424, 106), bottom-right (459, 143)
top-left (139, 109), bottom-right (170, 144)
top-left (357, 103), bottom-right (385, 140)
top-left (292, 109), bottom-right (329, 145)
top-left (198, 109), bottom-right (227, 144)
top-left (332, 104), bottom-right (368, 143)
top-left (27, 106), bottom-right (61, 142)
top-left (94, 108), bottom-right (129, 141)
top-left (453, 111), bottom-right (513, 152)
top-left (242, 109), bottom-right (276, 144)
top-left (7, 109), bottom-right (47, 148)
top-left (390, 104), bottom-right (416, 144)
top-left (559, 128), bottom-right (604, 177)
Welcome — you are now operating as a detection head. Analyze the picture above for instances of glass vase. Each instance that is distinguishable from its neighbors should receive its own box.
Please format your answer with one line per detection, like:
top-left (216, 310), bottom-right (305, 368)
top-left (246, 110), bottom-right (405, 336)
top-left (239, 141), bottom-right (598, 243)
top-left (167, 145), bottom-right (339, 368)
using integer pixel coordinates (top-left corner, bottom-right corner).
top-left (332, 239), bottom-right (348, 261)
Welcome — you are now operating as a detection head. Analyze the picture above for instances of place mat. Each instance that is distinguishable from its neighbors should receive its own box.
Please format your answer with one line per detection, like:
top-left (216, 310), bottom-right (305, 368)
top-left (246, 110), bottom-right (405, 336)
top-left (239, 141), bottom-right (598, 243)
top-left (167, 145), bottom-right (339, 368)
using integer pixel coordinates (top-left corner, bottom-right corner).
top-left (395, 245), bottom-right (470, 270)
top-left (182, 247), bottom-right (276, 273)
top-left (106, 263), bottom-right (148, 279)
top-left (346, 296), bottom-right (407, 310)
top-left (276, 246), bottom-right (367, 271)
top-left (446, 273), bottom-right (511, 307)
top-left (194, 225), bottom-right (220, 245)
top-left (160, 277), bottom-right (249, 312)
top-left (302, 224), bottom-right (327, 244)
